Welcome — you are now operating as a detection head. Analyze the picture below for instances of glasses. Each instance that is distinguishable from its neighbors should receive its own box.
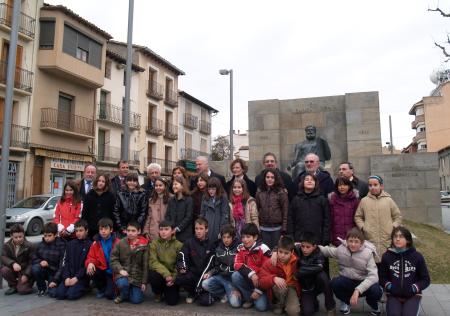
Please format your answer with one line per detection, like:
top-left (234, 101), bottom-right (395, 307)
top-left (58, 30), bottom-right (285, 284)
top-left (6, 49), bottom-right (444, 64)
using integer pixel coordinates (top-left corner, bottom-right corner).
top-left (304, 160), bottom-right (316, 164)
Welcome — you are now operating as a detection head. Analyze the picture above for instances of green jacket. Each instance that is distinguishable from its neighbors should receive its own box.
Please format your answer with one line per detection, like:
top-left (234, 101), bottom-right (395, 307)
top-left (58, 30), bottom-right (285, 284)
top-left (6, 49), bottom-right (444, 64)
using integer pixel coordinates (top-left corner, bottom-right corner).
top-left (149, 235), bottom-right (183, 279)
top-left (111, 236), bottom-right (148, 286)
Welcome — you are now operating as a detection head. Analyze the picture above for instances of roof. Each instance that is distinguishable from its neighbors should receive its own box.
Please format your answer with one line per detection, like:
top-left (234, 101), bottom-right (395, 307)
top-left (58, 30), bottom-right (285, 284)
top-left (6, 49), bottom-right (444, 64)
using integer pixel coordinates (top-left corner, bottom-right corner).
top-left (408, 100), bottom-right (424, 115)
top-left (42, 4), bottom-right (112, 40)
top-left (108, 40), bottom-right (185, 76)
top-left (106, 50), bottom-right (145, 72)
top-left (178, 90), bottom-right (219, 113)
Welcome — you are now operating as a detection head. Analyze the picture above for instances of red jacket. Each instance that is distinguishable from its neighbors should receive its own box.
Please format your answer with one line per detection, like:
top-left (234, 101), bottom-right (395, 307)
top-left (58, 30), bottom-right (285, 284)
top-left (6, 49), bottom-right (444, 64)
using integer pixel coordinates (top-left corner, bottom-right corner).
top-left (54, 197), bottom-right (82, 228)
top-left (259, 255), bottom-right (301, 300)
top-left (85, 234), bottom-right (120, 270)
top-left (234, 240), bottom-right (271, 279)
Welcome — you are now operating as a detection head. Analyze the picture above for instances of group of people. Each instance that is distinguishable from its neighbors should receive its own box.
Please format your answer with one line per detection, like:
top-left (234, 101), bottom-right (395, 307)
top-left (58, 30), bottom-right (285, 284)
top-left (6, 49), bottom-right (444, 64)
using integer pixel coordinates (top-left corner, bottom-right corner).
top-left (0, 153), bottom-right (430, 316)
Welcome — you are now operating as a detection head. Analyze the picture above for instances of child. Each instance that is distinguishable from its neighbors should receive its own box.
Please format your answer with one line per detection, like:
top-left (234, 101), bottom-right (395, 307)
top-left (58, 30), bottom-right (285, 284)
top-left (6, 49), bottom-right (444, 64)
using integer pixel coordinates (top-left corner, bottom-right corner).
top-left (1, 224), bottom-right (35, 295)
top-left (328, 177), bottom-right (359, 246)
top-left (354, 175), bottom-right (402, 261)
top-left (379, 227), bottom-right (430, 316)
top-left (202, 225), bottom-right (240, 307)
top-left (200, 177), bottom-right (230, 242)
top-left (259, 236), bottom-right (300, 316)
top-left (85, 217), bottom-right (120, 299)
top-left (191, 173), bottom-right (209, 223)
top-left (113, 173), bottom-right (148, 236)
top-left (165, 175), bottom-right (194, 242)
top-left (148, 220), bottom-right (183, 305)
top-left (320, 227), bottom-right (382, 315)
top-left (232, 223), bottom-right (270, 312)
top-left (32, 222), bottom-right (66, 297)
top-left (176, 218), bottom-right (215, 304)
top-left (110, 221), bottom-right (149, 304)
top-left (143, 177), bottom-right (172, 241)
top-left (229, 178), bottom-right (259, 239)
top-left (255, 168), bottom-right (288, 249)
top-left (54, 180), bottom-right (82, 240)
top-left (55, 219), bottom-right (92, 300)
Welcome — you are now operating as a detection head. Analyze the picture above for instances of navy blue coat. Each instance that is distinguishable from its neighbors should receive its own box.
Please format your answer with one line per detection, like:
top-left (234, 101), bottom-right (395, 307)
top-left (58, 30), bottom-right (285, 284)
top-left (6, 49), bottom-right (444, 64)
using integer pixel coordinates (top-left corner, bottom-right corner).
top-left (60, 238), bottom-right (92, 282)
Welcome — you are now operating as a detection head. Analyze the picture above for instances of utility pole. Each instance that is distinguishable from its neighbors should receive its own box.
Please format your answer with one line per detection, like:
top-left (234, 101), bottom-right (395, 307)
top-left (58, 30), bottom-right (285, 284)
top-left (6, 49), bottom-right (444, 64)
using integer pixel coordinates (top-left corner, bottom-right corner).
top-left (0, 0), bottom-right (21, 288)
top-left (389, 115), bottom-right (394, 154)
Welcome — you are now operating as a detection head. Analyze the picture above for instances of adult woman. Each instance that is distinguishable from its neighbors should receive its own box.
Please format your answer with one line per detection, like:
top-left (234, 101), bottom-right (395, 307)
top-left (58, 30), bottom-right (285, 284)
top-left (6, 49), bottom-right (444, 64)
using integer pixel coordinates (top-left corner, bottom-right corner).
top-left (169, 166), bottom-right (189, 194)
top-left (225, 158), bottom-right (257, 197)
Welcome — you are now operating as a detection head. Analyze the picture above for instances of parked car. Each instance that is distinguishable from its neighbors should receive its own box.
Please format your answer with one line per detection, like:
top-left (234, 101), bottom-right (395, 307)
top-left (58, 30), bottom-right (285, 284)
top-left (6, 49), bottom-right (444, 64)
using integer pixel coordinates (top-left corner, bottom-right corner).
top-left (5, 194), bottom-right (60, 236)
top-left (441, 191), bottom-right (450, 202)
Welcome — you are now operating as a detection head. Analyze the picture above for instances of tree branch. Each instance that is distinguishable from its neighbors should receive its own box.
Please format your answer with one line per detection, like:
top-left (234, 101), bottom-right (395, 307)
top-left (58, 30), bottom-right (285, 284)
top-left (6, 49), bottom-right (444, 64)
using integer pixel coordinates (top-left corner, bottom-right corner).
top-left (428, 7), bottom-right (450, 17)
top-left (435, 41), bottom-right (450, 57)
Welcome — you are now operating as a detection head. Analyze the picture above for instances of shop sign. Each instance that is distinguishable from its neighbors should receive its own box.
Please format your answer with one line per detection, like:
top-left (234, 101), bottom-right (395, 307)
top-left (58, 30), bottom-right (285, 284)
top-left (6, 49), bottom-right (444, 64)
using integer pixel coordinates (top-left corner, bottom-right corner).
top-left (35, 149), bottom-right (93, 162)
top-left (51, 158), bottom-right (85, 171)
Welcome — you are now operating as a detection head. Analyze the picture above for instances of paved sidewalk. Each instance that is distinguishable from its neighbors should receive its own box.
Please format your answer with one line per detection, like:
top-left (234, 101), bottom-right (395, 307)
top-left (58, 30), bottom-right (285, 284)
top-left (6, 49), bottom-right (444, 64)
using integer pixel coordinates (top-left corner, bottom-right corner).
top-left (1, 281), bottom-right (449, 315)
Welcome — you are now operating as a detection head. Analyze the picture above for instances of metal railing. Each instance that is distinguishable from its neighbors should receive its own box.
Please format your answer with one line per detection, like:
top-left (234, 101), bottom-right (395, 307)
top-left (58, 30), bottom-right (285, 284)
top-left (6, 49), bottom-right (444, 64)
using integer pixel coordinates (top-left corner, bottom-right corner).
top-left (164, 122), bottom-right (178, 140)
top-left (147, 157), bottom-right (177, 175)
top-left (411, 114), bottom-right (425, 129)
top-left (413, 131), bottom-right (426, 143)
top-left (97, 103), bottom-right (141, 129)
top-left (146, 80), bottom-right (164, 100)
top-left (146, 118), bottom-right (163, 136)
top-left (96, 145), bottom-right (140, 165)
top-left (180, 148), bottom-right (209, 160)
top-left (199, 120), bottom-right (211, 134)
top-left (0, 3), bottom-right (36, 39)
top-left (40, 108), bottom-right (94, 137)
top-left (164, 88), bottom-right (178, 107)
top-left (0, 121), bottom-right (29, 148)
top-left (0, 60), bottom-right (33, 93)
top-left (183, 113), bottom-right (198, 129)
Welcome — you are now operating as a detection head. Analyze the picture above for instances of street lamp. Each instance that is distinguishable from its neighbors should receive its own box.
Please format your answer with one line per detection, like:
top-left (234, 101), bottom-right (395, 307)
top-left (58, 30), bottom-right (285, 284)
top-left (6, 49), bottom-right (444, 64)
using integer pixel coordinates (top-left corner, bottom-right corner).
top-left (219, 69), bottom-right (233, 159)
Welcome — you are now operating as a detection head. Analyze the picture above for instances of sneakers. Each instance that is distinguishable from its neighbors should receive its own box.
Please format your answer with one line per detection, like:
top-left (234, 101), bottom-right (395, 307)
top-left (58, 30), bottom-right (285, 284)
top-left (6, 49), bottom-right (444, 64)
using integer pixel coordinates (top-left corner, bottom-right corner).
top-left (185, 296), bottom-right (194, 304)
top-left (339, 302), bottom-right (350, 315)
top-left (96, 290), bottom-right (105, 299)
top-left (37, 290), bottom-right (46, 297)
top-left (220, 295), bottom-right (228, 303)
top-left (154, 293), bottom-right (162, 303)
top-left (4, 288), bottom-right (17, 295)
top-left (370, 306), bottom-right (381, 316)
top-left (114, 296), bottom-right (122, 304)
top-left (242, 301), bottom-right (253, 309)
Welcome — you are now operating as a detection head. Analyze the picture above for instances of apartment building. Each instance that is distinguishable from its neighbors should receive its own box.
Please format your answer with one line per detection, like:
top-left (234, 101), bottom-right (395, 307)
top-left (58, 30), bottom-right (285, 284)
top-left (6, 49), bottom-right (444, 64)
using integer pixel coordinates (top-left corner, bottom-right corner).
top-left (0, 0), bottom-right (42, 205)
top-left (27, 4), bottom-right (111, 195)
top-left (178, 90), bottom-right (217, 168)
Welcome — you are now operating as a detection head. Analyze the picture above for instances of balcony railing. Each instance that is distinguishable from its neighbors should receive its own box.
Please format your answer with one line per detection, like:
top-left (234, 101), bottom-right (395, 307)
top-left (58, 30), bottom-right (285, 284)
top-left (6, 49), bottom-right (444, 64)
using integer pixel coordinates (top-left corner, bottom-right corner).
top-left (183, 113), bottom-right (198, 129)
top-left (199, 120), bottom-right (211, 134)
top-left (164, 88), bottom-right (178, 107)
top-left (147, 157), bottom-right (177, 175)
top-left (96, 145), bottom-right (140, 165)
top-left (0, 122), bottom-right (30, 148)
top-left (97, 103), bottom-right (141, 129)
top-left (0, 3), bottom-right (36, 39)
top-left (146, 80), bottom-right (164, 100)
top-left (164, 122), bottom-right (178, 140)
top-left (411, 114), bottom-right (425, 129)
top-left (40, 108), bottom-right (94, 137)
top-left (0, 60), bottom-right (34, 93)
top-left (180, 148), bottom-right (209, 160)
top-left (413, 131), bottom-right (426, 143)
top-left (146, 118), bottom-right (163, 136)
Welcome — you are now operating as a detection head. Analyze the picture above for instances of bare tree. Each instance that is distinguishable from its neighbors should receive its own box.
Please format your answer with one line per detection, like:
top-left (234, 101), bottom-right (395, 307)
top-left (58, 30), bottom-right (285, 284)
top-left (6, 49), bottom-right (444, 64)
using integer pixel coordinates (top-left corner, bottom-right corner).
top-left (211, 135), bottom-right (231, 161)
top-left (429, 6), bottom-right (450, 61)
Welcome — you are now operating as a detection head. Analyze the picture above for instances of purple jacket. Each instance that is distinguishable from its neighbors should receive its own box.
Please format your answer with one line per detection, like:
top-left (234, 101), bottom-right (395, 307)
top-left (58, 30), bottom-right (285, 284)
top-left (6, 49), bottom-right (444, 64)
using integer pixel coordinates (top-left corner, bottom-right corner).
top-left (328, 190), bottom-right (359, 246)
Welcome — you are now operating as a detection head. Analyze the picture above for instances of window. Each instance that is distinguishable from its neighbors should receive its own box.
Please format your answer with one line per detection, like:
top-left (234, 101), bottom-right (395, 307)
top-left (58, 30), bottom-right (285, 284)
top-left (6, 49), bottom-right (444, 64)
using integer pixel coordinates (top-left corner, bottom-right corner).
top-left (419, 127), bottom-right (426, 132)
top-left (420, 144), bottom-right (427, 150)
top-left (76, 47), bottom-right (88, 62)
top-left (63, 24), bottom-right (102, 68)
top-left (39, 20), bottom-right (55, 49)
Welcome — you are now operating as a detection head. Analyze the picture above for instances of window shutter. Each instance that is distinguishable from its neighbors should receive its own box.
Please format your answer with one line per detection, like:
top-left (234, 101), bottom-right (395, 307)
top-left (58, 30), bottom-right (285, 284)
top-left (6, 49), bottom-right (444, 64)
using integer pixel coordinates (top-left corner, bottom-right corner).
top-left (89, 41), bottom-right (102, 69)
top-left (39, 20), bottom-right (55, 49)
top-left (62, 25), bottom-right (77, 57)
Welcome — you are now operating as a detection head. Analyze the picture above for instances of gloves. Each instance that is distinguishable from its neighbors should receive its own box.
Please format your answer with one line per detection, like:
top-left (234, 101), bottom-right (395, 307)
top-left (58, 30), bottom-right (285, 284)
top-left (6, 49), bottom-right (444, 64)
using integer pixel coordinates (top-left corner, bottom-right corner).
top-left (66, 224), bottom-right (75, 233)
top-left (57, 224), bottom-right (65, 233)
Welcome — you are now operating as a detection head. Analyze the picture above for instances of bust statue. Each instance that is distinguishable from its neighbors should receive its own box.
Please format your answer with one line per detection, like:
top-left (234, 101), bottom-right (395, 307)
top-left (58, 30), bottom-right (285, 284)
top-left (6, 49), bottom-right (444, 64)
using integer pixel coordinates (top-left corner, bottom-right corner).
top-left (289, 125), bottom-right (331, 179)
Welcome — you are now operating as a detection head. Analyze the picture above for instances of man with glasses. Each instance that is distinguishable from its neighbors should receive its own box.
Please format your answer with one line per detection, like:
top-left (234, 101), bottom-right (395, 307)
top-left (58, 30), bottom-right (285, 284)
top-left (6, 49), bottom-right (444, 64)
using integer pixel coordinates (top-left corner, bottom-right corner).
top-left (293, 153), bottom-right (334, 196)
top-left (338, 162), bottom-right (368, 199)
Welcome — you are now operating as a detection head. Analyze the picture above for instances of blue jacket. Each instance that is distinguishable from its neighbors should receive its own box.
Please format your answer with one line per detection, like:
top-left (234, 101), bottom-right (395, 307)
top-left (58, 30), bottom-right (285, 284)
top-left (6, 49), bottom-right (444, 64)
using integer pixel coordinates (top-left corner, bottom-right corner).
top-left (60, 238), bottom-right (92, 282)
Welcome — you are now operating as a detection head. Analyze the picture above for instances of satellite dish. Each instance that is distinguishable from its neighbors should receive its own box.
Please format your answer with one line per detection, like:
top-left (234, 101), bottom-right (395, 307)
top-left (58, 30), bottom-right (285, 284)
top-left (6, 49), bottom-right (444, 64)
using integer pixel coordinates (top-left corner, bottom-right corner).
top-left (430, 69), bottom-right (440, 85)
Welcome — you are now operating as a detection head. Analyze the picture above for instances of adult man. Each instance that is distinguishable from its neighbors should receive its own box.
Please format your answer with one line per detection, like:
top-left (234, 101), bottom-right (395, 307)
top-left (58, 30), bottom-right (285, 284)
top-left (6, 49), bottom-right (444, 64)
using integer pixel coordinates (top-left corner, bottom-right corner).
top-left (143, 163), bottom-right (162, 197)
top-left (255, 152), bottom-right (294, 200)
top-left (111, 160), bottom-right (130, 195)
top-left (78, 164), bottom-right (97, 200)
top-left (190, 156), bottom-right (226, 190)
top-left (338, 162), bottom-right (368, 199)
top-left (293, 153), bottom-right (334, 197)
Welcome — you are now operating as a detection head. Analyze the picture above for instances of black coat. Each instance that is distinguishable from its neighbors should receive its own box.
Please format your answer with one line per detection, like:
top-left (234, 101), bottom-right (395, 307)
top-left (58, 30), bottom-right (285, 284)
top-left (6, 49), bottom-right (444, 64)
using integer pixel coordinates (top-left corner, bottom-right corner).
top-left (78, 179), bottom-right (92, 200)
top-left (110, 175), bottom-right (124, 196)
top-left (352, 177), bottom-right (368, 199)
top-left (293, 169), bottom-right (334, 197)
top-left (295, 246), bottom-right (326, 291)
top-left (113, 189), bottom-right (148, 232)
top-left (288, 189), bottom-right (331, 245)
top-left (255, 169), bottom-right (295, 201)
top-left (176, 236), bottom-right (216, 277)
top-left (205, 238), bottom-right (239, 277)
top-left (59, 238), bottom-right (92, 282)
top-left (226, 174), bottom-right (257, 197)
top-left (82, 190), bottom-right (116, 237)
top-left (190, 170), bottom-right (227, 191)
top-left (165, 195), bottom-right (194, 242)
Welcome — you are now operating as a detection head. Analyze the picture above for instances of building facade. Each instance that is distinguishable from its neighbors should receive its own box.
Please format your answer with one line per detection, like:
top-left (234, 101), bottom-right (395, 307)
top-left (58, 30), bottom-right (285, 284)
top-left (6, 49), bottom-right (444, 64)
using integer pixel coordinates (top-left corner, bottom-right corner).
top-left (439, 146), bottom-right (450, 192)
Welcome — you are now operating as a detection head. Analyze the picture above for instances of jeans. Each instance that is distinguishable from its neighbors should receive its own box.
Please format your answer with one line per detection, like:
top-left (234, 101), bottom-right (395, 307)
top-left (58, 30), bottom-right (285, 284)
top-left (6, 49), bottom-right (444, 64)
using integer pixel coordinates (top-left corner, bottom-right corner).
top-left (231, 271), bottom-right (268, 312)
top-left (115, 277), bottom-right (144, 304)
top-left (330, 276), bottom-right (382, 310)
top-left (386, 295), bottom-right (422, 316)
top-left (260, 229), bottom-right (281, 250)
top-left (92, 269), bottom-right (114, 299)
top-left (55, 280), bottom-right (88, 300)
top-left (202, 274), bottom-right (240, 307)
top-left (31, 264), bottom-right (55, 292)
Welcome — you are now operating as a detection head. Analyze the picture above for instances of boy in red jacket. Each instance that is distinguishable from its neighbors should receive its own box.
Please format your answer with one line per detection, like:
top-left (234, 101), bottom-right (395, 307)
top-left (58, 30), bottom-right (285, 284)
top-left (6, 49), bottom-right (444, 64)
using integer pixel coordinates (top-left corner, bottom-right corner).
top-left (231, 223), bottom-right (270, 311)
top-left (85, 218), bottom-right (120, 299)
top-left (259, 236), bottom-right (300, 315)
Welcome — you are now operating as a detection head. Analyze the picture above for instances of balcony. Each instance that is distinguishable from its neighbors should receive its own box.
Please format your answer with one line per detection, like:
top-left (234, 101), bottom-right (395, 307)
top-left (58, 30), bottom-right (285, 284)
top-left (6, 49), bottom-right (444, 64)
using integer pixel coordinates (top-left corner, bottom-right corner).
top-left (411, 114), bottom-right (425, 129)
top-left (199, 120), bottom-right (211, 134)
top-left (183, 113), bottom-right (198, 129)
top-left (147, 157), bottom-right (177, 175)
top-left (40, 108), bottom-right (94, 139)
top-left (164, 88), bottom-right (178, 107)
top-left (146, 118), bottom-right (163, 136)
top-left (0, 122), bottom-right (30, 149)
top-left (97, 103), bottom-right (141, 129)
top-left (0, 3), bottom-right (36, 40)
top-left (96, 145), bottom-right (140, 165)
top-left (164, 122), bottom-right (178, 140)
top-left (180, 148), bottom-right (209, 160)
top-left (0, 60), bottom-right (34, 95)
top-left (413, 130), bottom-right (426, 143)
top-left (146, 80), bottom-right (164, 100)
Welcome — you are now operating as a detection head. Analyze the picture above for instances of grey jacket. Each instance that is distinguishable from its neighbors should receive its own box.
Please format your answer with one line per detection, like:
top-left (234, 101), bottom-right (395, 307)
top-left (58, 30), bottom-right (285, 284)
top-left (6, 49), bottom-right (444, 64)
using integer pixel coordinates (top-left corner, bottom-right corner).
top-left (200, 195), bottom-right (230, 242)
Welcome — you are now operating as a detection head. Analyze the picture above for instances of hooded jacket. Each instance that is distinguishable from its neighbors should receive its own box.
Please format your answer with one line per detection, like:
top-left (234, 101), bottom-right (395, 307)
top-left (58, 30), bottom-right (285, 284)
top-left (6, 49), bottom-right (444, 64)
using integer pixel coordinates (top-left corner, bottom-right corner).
top-left (59, 238), bottom-right (92, 282)
top-left (354, 191), bottom-right (402, 260)
top-left (328, 190), bottom-right (360, 246)
top-left (234, 240), bottom-right (271, 278)
top-left (1, 238), bottom-right (35, 277)
top-left (85, 233), bottom-right (120, 271)
top-left (149, 235), bottom-right (183, 279)
top-left (255, 188), bottom-right (288, 232)
top-left (204, 238), bottom-right (240, 277)
top-left (113, 189), bottom-right (148, 232)
top-left (200, 195), bottom-right (230, 242)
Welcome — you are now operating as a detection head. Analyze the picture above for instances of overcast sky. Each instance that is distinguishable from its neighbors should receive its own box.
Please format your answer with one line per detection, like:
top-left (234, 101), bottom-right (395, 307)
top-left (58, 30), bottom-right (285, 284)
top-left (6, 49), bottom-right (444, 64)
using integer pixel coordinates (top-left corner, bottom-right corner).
top-left (46, 0), bottom-right (450, 149)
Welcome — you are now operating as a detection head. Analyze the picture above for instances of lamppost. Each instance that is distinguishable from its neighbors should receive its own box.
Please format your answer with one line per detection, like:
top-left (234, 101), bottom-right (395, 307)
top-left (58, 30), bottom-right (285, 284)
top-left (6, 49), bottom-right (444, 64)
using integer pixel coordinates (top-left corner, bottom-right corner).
top-left (219, 69), bottom-right (233, 159)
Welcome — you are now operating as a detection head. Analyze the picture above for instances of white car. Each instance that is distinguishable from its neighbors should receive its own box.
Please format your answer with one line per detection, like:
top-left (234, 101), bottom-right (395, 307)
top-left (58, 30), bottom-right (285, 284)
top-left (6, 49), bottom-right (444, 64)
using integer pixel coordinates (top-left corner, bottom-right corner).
top-left (5, 194), bottom-right (60, 236)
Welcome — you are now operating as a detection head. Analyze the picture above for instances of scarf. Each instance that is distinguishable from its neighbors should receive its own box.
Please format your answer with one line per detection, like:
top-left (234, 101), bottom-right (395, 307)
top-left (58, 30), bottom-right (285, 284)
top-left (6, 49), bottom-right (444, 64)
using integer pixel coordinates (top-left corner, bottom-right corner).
top-left (232, 195), bottom-right (244, 221)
